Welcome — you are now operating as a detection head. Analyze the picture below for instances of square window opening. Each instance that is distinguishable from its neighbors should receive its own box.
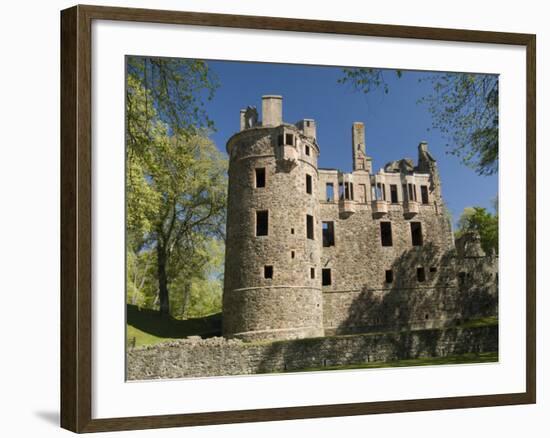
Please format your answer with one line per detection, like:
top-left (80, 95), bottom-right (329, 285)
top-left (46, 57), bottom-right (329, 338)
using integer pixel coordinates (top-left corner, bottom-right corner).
top-left (264, 265), bottom-right (273, 279)
top-left (255, 168), bottom-right (266, 188)
top-left (322, 268), bottom-right (332, 286)
top-left (380, 222), bottom-right (393, 247)
top-left (256, 210), bottom-right (268, 236)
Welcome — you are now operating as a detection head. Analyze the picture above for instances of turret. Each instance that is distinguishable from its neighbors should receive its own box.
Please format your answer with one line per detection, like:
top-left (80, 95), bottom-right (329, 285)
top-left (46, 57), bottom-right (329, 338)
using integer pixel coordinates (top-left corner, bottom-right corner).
top-left (223, 95), bottom-right (324, 342)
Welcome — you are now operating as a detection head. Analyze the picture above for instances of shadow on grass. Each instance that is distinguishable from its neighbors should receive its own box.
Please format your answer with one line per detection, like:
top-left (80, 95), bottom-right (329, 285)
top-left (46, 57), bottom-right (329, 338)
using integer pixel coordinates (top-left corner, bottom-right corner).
top-left (127, 304), bottom-right (222, 341)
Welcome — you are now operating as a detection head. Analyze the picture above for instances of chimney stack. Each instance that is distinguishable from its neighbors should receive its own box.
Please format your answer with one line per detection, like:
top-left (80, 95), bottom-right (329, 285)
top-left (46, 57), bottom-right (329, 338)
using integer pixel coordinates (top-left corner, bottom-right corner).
top-left (262, 95), bottom-right (283, 127)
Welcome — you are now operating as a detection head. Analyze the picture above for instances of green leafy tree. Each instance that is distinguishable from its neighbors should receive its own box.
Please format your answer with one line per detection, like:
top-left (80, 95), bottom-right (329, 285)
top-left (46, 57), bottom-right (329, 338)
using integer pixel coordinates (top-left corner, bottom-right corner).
top-left (455, 206), bottom-right (498, 255)
top-left (339, 69), bottom-right (498, 176)
top-left (126, 57), bottom-right (227, 318)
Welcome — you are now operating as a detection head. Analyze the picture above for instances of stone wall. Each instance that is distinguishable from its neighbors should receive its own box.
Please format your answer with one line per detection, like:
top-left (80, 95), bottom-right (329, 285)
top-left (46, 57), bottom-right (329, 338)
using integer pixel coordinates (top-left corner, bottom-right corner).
top-left (127, 325), bottom-right (498, 380)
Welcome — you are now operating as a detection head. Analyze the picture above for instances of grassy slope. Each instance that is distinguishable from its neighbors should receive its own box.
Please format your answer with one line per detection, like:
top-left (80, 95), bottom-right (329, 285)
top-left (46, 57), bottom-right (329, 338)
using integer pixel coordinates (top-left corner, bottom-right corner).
top-left (126, 304), bottom-right (221, 347)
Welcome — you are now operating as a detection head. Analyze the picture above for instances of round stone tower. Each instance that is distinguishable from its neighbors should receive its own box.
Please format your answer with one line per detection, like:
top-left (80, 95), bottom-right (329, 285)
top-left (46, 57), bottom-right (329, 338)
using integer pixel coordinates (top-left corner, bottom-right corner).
top-left (222, 95), bottom-right (324, 342)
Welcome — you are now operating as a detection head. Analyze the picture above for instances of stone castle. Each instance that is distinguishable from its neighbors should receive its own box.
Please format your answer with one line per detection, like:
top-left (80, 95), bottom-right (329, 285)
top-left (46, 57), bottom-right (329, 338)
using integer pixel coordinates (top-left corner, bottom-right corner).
top-left (222, 95), bottom-right (497, 342)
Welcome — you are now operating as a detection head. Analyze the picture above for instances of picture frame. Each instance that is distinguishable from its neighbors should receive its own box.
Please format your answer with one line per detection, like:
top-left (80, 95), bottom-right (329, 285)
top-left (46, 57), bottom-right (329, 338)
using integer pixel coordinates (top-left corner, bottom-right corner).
top-left (60, 4), bottom-right (536, 433)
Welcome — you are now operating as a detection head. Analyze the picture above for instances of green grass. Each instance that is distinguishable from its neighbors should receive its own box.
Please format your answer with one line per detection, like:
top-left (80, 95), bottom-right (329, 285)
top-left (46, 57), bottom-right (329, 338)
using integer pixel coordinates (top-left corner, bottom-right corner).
top-left (290, 351), bottom-right (498, 373)
top-left (126, 304), bottom-right (221, 348)
top-left (457, 316), bottom-right (498, 328)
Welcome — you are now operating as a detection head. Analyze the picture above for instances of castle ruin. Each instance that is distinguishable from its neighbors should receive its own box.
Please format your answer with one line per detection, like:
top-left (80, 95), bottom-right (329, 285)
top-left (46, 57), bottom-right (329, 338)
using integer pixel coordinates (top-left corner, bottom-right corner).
top-left (222, 95), bottom-right (498, 342)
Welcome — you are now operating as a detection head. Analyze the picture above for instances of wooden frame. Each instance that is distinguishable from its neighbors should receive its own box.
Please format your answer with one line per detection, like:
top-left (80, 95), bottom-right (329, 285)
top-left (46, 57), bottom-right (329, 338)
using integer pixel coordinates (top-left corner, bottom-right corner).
top-left (60, 4), bottom-right (536, 433)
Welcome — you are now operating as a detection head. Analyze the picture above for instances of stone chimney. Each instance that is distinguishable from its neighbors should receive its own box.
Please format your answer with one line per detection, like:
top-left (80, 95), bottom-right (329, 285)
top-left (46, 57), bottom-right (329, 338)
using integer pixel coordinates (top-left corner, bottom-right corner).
top-left (262, 95), bottom-right (283, 127)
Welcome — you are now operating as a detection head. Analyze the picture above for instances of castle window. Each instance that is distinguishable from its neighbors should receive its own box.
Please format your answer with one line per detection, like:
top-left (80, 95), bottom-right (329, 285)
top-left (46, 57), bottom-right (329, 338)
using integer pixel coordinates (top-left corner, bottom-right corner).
top-left (408, 183), bottom-right (416, 202)
top-left (385, 269), bottom-right (393, 283)
top-left (380, 222), bottom-right (393, 247)
top-left (277, 134), bottom-right (284, 146)
top-left (290, 227), bottom-right (295, 234)
top-left (264, 265), bottom-right (273, 279)
top-left (322, 221), bottom-right (335, 247)
top-left (390, 184), bottom-right (398, 203)
top-left (256, 210), bottom-right (268, 236)
top-left (306, 174), bottom-right (313, 194)
top-left (305, 145), bottom-right (310, 156)
top-left (411, 222), bottom-right (423, 246)
top-left (291, 251), bottom-right (295, 259)
top-left (322, 268), bottom-right (332, 286)
top-left (285, 133), bottom-right (294, 145)
top-left (342, 182), bottom-right (354, 200)
top-left (421, 185), bottom-right (429, 204)
top-left (306, 120), bottom-right (311, 127)
top-left (306, 214), bottom-right (314, 240)
top-left (310, 268), bottom-right (315, 279)
top-left (417, 267), bottom-right (426, 282)
top-left (255, 168), bottom-right (266, 188)
top-left (459, 271), bottom-right (466, 285)
top-left (326, 183), bottom-right (334, 202)
top-left (430, 266), bottom-right (437, 273)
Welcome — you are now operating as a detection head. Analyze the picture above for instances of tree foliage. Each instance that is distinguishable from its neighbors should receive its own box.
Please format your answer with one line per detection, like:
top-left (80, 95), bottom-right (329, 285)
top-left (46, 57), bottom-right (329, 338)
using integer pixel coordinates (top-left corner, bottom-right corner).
top-left (126, 56), bottom-right (226, 318)
top-left (455, 206), bottom-right (498, 255)
top-left (338, 68), bottom-right (498, 176)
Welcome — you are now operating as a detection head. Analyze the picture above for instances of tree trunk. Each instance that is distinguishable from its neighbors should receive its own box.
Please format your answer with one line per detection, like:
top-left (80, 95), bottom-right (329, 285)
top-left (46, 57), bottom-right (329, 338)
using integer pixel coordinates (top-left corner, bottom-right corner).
top-left (157, 245), bottom-right (170, 318)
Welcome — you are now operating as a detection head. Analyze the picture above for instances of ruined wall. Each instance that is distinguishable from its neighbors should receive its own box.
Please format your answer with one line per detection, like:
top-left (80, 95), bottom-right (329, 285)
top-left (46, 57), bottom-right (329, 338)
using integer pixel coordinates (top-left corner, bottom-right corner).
top-left (127, 325), bottom-right (498, 380)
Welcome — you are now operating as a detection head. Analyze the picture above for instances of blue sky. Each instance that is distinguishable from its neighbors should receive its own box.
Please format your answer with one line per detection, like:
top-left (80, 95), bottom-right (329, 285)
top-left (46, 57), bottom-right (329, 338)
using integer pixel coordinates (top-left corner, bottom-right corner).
top-left (202, 60), bottom-right (498, 226)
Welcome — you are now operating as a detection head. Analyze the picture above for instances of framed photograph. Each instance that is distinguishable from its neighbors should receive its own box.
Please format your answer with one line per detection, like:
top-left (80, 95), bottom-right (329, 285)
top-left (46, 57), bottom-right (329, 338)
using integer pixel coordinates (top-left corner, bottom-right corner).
top-left (60, 4), bottom-right (536, 433)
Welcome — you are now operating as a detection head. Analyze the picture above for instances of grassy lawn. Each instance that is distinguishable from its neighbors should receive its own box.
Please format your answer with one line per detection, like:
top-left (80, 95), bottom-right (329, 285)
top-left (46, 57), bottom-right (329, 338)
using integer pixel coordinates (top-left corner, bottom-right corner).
top-left (290, 351), bottom-right (498, 373)
top-left (126, 304), bottom-right (221, 348)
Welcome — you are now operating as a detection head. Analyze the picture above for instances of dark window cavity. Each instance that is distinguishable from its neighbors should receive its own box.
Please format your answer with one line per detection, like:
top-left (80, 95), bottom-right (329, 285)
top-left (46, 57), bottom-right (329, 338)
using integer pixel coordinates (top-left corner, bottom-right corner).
top-left (264, 265), bottom-right (273, 279)
top-left (255, 168), bottom-right (266, 188)
top-left (256, 210), bottom-right (268, 236)
top-left (430, 266), bottom-right (437, 273)
top-left (385, 269), bottom-right (393, 283)
top-left (306, 214), bottom-right (314, 240)
top-left (322, 268), bottom-right (332, 286)
top-left (306, 174), bottom-right (312, 194)
top-left (322, 221), bottom-right (335, 247)
top-left (421, 185), bottom-right (429, 204)
top-left (326, 183), bottom-right (334, 202)
top-left (305, 145), bottom-right (310, 156)
top-left (417, 267), bottom-right (426, 282)
top-left (380, 222), bottom-right (393, 247)
top-left (285, 133), bottom-right (294, 145)
top-left (390, 184), bottom-right (398, 203)
top-left (291, 251), bottom-right (295, 259)
top-left (411, 222), bottom-right (423, 246)
top-left (310, 268), bottom-right (315, 279)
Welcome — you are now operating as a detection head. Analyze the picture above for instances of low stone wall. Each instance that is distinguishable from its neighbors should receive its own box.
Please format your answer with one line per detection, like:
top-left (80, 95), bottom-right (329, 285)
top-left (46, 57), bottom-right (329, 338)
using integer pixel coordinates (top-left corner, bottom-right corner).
top-left (127, 325), bottom-right (498, 380)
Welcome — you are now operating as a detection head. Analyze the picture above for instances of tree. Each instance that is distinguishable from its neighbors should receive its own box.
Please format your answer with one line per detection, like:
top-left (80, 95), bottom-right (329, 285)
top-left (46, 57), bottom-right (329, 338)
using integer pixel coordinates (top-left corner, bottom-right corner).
top-left (455, 207), bottom-right (498, 255)
top-left (126, 57), bottom-right (227, 318)
top-left (338, 69), bottom-right (498, 176)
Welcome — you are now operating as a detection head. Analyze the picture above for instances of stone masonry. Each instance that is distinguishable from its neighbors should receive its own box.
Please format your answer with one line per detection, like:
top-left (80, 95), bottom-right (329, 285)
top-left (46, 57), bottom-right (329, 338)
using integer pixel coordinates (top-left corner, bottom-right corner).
top-left (222, 95), bottom-right (498, 342)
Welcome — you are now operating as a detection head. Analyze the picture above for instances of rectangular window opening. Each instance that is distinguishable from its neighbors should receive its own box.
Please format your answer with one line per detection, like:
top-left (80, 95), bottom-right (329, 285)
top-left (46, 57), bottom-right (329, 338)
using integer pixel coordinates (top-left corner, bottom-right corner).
top-left (256, 210), bottom-right (268, 236)
top-left (291, 251), bottom-right (295, 259)
top-left (322, 268), bottom-right (332, 286)
top-left (421, 185), bottom-right (429, 204)
top-left (326, 183), bottom-right (334, 202)
top-left (385, 269), bottom-right (393, 283)
top-left (264, 265), bottom-right (273, 279)
top-left (322, 221), bottom-right (335, 247)
top-left (255, 168), bottom-right (266, 188)
top-left (390, 184), bottom-right (398, 203)
top-left (417, 267), bottom-right (426, 282)
top-left (285, 133), bottom-right (294, 145)
top-left (430, 266), bottom-right (437, 273)
top-left (310, 268), bottom-right (315, 279)
top-left (306, 214), bottom-right (314, 240)
top-left (305, 145), bottom-right (310, 156)
top-left (411, 222), bottom-right (423, 246)
top-left (306, 174), bottom-right (312, 194)
top-left (380, 222), bottom-right (393, 247)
